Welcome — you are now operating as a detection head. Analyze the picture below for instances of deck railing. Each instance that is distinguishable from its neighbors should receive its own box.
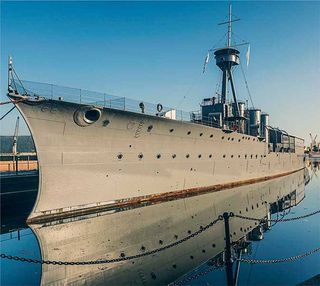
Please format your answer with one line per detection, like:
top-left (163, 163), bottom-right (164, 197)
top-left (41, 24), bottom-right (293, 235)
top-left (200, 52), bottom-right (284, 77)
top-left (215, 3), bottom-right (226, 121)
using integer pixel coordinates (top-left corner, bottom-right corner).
top-left (16, 80), bottom-right (194, 122)
top-left (12, 80), bottom-right (221, 128)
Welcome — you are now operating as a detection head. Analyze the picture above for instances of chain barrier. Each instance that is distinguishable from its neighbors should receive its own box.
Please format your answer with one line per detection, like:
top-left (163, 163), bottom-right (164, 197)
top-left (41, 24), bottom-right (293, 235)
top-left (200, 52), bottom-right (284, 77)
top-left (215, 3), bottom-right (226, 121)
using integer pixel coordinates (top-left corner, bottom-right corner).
top-left (232, 209), bottom-right (320, 223)
top-left (172, 265), bottom-right (221, 285)
top-left (0, 216), bottom-right (223, 266)
top-left (238, 247), bottom-right (320, 264)
top-left (2, 209), bottom-right (320, 266)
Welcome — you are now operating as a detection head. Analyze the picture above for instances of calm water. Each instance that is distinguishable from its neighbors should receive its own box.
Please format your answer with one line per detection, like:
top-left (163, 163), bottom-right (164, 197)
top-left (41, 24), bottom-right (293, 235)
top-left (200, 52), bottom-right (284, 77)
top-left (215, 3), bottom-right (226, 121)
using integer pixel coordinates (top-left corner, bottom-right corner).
top-left (188, 162), bottom-right (320, 286)
top-left (1, 163), bottom-right (319, 285)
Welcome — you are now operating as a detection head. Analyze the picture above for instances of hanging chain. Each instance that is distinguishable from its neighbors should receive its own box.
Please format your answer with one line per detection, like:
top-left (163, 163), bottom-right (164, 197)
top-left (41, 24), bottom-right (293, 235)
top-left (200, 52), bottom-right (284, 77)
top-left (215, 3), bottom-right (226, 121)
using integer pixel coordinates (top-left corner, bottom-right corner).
top-left (2, 210), bottom-right (320, 266)
top-left (1, 216), bottom-right (223, 266)
top-left (232, 209), bottom-right (320, 223)
top-left (238, 247), bottom-right (320, 264)
top-left (172, 265), bottom-right (221, 285)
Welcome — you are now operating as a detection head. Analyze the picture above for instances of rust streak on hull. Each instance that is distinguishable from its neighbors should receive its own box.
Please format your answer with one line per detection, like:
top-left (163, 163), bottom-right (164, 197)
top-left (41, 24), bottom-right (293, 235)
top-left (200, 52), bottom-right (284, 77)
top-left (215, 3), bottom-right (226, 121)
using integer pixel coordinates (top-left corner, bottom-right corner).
top-left (27, 167), bottom-right (304, 224)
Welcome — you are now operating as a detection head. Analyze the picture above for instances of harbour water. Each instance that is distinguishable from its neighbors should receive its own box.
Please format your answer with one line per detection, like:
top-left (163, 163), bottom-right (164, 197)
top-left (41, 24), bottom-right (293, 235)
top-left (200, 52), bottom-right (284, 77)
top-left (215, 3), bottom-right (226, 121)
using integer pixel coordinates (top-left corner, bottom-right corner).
top-left (1, 161), bottom-right (319, 285)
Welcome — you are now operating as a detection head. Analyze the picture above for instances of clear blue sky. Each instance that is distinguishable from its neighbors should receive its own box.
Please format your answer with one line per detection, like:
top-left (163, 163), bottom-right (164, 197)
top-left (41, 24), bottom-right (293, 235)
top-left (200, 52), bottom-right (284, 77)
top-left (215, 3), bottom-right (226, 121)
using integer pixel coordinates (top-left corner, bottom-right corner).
top-left (1, 1), bottom-right (319, 145)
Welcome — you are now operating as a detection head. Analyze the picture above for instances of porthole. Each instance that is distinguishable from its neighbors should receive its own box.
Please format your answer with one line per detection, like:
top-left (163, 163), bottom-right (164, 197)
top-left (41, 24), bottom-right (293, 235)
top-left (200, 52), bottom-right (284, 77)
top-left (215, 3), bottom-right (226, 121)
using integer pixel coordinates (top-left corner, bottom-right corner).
top-left (147, 125), bottom-right (153, 132)
top-left (228, 137), bottom-right (230, 140)
top-left (223, 154), bottom-right (226, 158)
top-left (140, 246), bottom-right (146, 251)
top-left (251, 155), bottom-right (253, 159)
top-left (84, 108), bottom-right (101, 124)
top-left (187, 230), bottom-right (191, 234)
top-left (156, 154), bottom-right (161, 159)
top-left (159, 240), bottom-right (163, 245)
top-left (190, 256), bottom-right (194, 260)
top-left (172, 154), bottom-right (176, 159)
top-left (245, 154), bottom-right (247, 158)
top-left (238, 155), bottom-right (240, 158)
top-left (209, 154), bottom-right (212, 158)
top-left (172, 265), bottom-right (177, 269)
top-left (169, 128), bottom-right (174, 133)
top-left (138, 153), bottom-right (143, 159)
top-left (199, 133), bottom-right (203, 137)
top-left (210, 134), bottom-right (213, 138)
top-left (222, 136), bottom-right (225, 140)
top-left (198, 154), bottom-right (202, 158)
top-left (242, 136), bottom-right (245, 139)
top-left (231, 155), bottom-right (234, 158)
top-left (212, 244), bottom-right (216, 248)
top-left (253, 139), bottom-right (255, 141)
top-left (187, 131), bottom-right (191, 135)
top-left (231, 138), bottom-right (234, 141)
top-left (202, 249), bottom-right (206, 253)
top-left (256, 155), bottom-right (258, 158)
top-left (186, 154), bottom-right (190, 158)
top-left (238, 139), bottom-right (241, 142)
top-left (117, 153), bottom-right (123, 160)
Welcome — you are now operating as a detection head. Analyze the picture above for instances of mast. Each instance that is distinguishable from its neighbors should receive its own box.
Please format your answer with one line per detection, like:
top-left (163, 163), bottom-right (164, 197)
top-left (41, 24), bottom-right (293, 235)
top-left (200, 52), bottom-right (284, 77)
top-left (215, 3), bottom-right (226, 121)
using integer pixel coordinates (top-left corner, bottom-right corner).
top-left (214, 4), bottom-right (240, 117)
top-left (8, 56), bottom-right (13, 91)
top-left (227, 4), bottom-right (232, 47)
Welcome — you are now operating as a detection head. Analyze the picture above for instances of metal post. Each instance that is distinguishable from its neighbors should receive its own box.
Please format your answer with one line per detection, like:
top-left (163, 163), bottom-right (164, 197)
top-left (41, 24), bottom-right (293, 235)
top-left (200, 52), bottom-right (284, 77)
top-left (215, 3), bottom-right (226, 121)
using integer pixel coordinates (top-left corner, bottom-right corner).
top-left (15, 155), bottom-right (19, 175)
top-left (223, 212), bottom-right (234, 286)
top-left (234, 250), bottom-right (242, 286)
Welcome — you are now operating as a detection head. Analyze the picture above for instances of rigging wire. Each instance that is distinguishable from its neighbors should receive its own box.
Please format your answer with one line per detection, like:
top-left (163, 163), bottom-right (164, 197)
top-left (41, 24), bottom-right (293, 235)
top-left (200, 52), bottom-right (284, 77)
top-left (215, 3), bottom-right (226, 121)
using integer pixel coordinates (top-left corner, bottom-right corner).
top-left (239, 60), bottom-right (255, 108)
top-left (177, 32), bottom-right (228, 110)
top-left (232, 31), bottom-right (248, 45)
top-left (0, 106), bottom-right (16, 121)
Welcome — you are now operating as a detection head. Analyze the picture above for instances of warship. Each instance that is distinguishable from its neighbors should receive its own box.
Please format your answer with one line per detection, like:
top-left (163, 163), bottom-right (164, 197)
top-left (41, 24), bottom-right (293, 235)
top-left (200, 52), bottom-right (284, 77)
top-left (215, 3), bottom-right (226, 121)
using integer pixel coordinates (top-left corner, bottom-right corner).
top-left (7, 5), bottom-right (305, 224)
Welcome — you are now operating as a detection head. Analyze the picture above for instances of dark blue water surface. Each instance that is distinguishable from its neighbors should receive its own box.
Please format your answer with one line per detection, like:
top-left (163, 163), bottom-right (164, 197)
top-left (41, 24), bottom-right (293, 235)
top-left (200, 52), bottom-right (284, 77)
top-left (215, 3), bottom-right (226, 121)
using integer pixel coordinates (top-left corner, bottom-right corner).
top-left (189, 166), bottom-right (320, 286)
top-left (1, 165), bottom-right (319, 286)
top-left (1, 228), bottom-right (41, 285)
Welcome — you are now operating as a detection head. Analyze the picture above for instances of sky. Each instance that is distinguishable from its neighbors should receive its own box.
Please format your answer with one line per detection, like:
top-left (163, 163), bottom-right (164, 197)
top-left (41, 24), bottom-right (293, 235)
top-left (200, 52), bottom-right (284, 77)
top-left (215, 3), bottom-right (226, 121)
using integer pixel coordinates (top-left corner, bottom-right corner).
top-left (1, 1), bottom-right (319, 145)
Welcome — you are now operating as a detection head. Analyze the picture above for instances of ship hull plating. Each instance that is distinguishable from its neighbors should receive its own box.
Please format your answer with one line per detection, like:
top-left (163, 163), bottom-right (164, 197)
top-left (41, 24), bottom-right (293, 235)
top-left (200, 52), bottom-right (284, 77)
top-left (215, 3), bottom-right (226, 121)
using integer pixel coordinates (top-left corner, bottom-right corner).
top-left (14, 99), bottom-right (304, 222)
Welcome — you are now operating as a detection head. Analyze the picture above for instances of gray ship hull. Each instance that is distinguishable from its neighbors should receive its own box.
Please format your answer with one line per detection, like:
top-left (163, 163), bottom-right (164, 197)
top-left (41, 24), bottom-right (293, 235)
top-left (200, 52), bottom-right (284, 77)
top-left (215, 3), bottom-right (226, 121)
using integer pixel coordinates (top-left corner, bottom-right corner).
top-left (13, 98), bottom-right (305, 223)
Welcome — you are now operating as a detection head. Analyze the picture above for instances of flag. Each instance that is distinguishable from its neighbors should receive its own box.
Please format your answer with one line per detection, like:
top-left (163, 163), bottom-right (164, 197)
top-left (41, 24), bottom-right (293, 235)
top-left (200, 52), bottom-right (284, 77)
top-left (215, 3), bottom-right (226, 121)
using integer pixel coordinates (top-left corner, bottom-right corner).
top-left (203, 52), bottom-right (210, 73)
top-left (246, 45), bottom-right (250, 67)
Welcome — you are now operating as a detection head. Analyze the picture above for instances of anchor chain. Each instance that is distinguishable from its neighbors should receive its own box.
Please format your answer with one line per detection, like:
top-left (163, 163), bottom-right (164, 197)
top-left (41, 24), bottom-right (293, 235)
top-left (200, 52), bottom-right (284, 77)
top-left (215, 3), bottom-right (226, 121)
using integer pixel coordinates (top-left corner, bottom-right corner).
top-left (0, 216), bottom-right (223, 266)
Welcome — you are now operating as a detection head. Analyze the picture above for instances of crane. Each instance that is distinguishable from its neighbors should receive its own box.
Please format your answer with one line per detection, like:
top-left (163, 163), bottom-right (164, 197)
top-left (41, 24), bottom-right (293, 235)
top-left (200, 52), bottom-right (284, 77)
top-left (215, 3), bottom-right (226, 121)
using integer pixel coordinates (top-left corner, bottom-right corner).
top-left (309, 133), bottom-right (317, 145)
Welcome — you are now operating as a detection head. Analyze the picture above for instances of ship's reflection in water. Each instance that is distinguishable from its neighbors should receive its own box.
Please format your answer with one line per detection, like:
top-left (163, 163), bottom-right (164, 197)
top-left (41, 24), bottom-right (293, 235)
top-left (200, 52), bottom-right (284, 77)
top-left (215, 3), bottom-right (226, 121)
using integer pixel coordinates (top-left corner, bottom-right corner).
top-left (27, 168), bottom-right (310, 286)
